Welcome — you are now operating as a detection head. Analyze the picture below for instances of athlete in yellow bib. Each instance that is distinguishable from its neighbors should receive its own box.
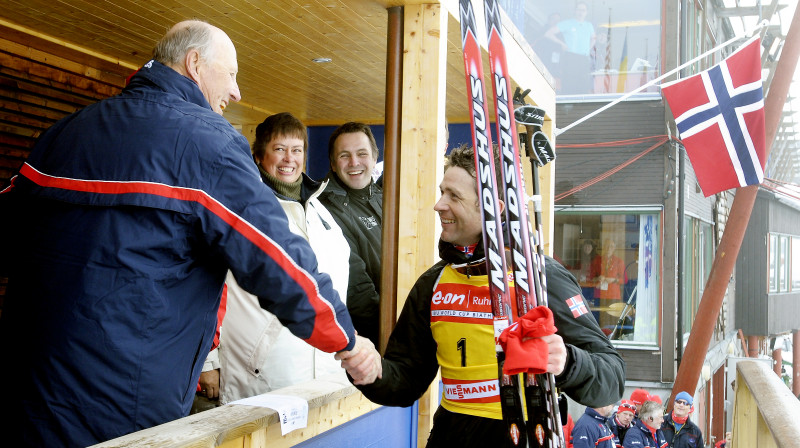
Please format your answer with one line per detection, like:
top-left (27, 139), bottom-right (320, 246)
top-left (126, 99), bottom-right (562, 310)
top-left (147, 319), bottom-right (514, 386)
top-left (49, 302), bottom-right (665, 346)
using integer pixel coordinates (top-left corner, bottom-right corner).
top-left (347, 145), bottom-right (624, 447)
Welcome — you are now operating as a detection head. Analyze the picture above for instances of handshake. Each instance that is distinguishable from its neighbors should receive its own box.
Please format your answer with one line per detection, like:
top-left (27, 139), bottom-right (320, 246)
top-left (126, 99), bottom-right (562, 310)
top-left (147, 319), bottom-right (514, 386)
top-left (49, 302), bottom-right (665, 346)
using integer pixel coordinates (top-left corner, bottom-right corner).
top-left (335, 335), bottom-right (383, 385)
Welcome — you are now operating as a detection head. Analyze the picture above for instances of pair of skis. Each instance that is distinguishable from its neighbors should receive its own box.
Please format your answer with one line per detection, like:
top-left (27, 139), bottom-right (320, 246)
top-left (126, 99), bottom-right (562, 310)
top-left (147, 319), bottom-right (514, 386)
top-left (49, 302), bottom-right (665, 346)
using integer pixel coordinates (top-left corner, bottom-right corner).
top-left (457, 1), bottom-right (562, 447)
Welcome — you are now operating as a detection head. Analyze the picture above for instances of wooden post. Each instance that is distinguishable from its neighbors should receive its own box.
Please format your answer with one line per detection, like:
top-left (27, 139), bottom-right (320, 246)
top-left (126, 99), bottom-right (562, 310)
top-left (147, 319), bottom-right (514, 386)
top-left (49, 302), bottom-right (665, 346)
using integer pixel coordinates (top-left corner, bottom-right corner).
top-left (380, 5), bottom-right (403, 354)
top-left (399, 4), bottom-right (447, 446)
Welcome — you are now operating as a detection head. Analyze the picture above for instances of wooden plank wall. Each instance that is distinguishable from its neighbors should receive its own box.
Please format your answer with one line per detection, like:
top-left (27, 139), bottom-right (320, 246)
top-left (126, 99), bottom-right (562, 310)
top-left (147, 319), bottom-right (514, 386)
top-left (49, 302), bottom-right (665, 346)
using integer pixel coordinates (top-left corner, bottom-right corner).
top-left (553, 100), bottom-right (668, 207)
top-left (735, 194), bottom-right (768, 335)
top-left (0, 23), bottom-right (130, 310)
top-left (680, 148), bottom-right (716, 221)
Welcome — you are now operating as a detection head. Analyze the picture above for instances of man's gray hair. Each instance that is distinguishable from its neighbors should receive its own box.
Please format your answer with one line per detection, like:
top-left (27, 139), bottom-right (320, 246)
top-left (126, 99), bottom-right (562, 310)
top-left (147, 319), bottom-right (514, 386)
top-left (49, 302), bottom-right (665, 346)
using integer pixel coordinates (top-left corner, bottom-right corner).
top-left (153, 20), bottom-right (216, 66)
top-left (638, 401), bottom-right (663, 421)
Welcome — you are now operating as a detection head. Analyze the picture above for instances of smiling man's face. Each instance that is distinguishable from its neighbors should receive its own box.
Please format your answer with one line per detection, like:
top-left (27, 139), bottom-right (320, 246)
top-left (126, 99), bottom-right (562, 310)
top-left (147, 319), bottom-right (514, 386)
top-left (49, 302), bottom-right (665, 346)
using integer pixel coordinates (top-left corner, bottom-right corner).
top-left (331, 132), bottom-right (377, 190)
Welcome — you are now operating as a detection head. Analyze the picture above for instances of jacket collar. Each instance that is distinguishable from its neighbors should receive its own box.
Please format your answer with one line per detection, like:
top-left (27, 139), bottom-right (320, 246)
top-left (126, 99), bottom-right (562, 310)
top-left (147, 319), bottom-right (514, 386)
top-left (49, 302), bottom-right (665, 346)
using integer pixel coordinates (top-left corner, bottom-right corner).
top-left (585, 407), bottom-right (609, 423)
top-left (325, 171), bottom-right (377, 199)
top-left (125, 59), bottom-right (212, 111)
top-left (261, 171), bottom-right (323, 204)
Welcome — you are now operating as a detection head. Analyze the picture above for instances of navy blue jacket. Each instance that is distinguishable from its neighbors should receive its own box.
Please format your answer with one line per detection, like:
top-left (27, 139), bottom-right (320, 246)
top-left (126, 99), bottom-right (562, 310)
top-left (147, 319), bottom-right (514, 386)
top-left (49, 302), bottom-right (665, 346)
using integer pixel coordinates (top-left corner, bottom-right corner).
top-left (661, 413), bottom-right (704, 448)
top-left (623, 419), bottom-right (668, 448)
top-left (0, 60), bottom-right (355, 447)
top-left (572, 407), bottom-right (615, 448)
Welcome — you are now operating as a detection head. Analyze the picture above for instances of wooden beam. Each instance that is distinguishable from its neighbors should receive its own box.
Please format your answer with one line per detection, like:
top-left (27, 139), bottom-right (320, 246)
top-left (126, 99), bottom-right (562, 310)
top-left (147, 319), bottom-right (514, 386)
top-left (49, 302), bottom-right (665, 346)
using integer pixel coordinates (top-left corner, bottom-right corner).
top-left (0, 75), bottom-right (98, 108)
top-left (0, 111), bottom-right (56, 130)
top-left (0, 99), bottom-right (70, 121)
top-left (0, 52), bottom-right (122, 98)
top-left (0, 85), bottom-right (82, 115)
top-left (0, 132), bottom-right (36, 149)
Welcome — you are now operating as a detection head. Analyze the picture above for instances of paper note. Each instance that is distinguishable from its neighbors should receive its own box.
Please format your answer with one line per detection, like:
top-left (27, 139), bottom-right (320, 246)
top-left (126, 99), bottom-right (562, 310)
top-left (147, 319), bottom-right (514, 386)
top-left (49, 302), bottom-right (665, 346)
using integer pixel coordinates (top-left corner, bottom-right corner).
top-left (231, 393), bottom-right (309, 435)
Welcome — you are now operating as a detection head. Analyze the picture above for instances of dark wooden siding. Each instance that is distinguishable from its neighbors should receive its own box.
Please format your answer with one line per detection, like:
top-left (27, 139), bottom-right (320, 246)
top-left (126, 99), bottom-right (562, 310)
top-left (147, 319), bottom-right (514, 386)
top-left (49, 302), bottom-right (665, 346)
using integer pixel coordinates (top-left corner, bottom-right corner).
top-left (0, 25), bottom-right (127, 186)
top-left (554, 99), bottom-right (668, 207)
top-left (618, 348), bottom-right (662, 382)
top-left (680, 149), bottom-right (716, 221)
top-left (736, 189), bottom-right (800, 336)
top-left (766, 192), bottom-right (800, 334)
top-left (735, 194), bottom-right (768, 335)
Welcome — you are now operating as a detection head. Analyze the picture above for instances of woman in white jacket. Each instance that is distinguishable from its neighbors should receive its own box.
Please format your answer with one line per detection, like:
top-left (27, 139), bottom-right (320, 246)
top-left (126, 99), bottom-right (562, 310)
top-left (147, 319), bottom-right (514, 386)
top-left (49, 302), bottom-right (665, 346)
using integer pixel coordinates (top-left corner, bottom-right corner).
top-left (213, 112), bottom-right (352, 404)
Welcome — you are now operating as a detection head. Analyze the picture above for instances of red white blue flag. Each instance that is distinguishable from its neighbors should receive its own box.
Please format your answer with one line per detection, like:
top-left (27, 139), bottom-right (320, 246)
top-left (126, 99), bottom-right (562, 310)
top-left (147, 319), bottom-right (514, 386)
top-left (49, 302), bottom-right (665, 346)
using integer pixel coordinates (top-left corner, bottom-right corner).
top-left (566, 295), bottom-right (588, 318)
top-left (661, 37), bottom-right (766, 197)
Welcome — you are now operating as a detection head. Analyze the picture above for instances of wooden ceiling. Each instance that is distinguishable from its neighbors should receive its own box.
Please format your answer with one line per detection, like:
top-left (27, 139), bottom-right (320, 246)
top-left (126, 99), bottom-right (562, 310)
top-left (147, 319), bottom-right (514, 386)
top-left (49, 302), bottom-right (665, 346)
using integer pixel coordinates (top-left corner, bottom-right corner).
top-left (0, 0), bottom-right (479, 127)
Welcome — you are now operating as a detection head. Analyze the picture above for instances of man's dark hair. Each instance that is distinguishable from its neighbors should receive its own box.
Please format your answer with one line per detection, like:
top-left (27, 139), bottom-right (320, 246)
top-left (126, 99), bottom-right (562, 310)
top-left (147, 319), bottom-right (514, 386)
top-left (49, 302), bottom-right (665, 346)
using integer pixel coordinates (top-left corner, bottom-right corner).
top-left (328, 122), bottom-right (379, 164)
top-left (445, 143), bottom-right (503, 190)
top-left (252, 112), bottom-right (308, 162)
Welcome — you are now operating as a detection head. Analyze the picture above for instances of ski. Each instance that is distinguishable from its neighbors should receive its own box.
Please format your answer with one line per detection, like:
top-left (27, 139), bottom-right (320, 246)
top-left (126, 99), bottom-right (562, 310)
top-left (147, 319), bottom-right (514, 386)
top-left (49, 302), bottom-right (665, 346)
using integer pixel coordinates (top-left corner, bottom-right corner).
top-left (458, 0), bottom-right (527, 446)
top-left (482, 1), bottom-right (563, 447)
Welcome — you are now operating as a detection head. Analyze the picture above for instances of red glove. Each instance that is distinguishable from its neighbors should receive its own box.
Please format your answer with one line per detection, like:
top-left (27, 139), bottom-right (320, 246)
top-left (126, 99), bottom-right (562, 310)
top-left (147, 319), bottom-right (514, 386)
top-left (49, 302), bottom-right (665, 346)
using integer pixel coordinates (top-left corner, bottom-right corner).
top-left (498, 306), bottom-right (557, 375)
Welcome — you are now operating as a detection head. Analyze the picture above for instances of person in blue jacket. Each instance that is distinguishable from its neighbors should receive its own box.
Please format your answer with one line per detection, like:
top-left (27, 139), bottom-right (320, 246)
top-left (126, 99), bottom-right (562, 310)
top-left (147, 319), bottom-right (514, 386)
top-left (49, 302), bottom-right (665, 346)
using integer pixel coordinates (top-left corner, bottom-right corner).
top-left (0, 20), bottom-right (380, 447)
top-left (623, 401), bottom-right (668, 448)
top-left (572, 404), bottom-right (616, 448)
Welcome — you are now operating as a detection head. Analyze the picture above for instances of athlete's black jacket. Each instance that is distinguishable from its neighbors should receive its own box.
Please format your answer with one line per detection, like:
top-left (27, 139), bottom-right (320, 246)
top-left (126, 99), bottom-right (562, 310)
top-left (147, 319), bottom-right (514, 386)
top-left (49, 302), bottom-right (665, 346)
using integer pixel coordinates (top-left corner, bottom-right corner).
top-left (356, 239), bottom-right (625, 442)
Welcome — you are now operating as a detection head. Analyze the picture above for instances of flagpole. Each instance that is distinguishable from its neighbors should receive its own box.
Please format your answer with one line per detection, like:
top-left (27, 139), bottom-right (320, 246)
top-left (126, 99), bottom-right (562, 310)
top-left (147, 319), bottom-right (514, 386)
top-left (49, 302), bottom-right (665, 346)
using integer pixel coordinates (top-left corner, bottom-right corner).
top-left (669, 5), bottom-right (800, 409)
top-left (555, 20), bottom-right (769, 137)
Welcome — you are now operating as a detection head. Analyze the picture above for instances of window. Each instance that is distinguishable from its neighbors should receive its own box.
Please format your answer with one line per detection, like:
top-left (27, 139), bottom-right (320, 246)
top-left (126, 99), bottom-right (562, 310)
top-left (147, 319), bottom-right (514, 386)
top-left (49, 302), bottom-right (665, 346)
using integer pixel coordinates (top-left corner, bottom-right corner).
top-left (553, 210), bottom-right (660, 344)
top-left (499, 0), bottom-right (661, 96)
top-left (769, 234), bottom-right (778, 292)
top-left (769, 233), bottom-right (793, 293)
top-left (780, 236), bottom-right (790, 291)
top-left (682, 217), bottom-right (714, 334)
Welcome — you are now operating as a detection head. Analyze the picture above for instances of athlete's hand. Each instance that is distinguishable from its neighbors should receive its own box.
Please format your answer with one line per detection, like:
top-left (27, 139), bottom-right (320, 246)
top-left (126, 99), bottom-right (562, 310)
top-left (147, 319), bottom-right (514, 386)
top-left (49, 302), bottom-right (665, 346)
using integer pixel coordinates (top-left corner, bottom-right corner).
top-left (537, 333), bottom-right (567, 376)
top-left (335, 335), bottom-right (383, 385)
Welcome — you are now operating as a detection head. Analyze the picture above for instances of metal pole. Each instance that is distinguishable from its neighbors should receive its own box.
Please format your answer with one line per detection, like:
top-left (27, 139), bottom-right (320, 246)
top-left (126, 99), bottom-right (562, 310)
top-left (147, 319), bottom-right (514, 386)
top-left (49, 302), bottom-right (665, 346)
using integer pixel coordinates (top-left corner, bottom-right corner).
top-left (379, 6), bottom-right (403, 354)
top-left (669, 3), bottom-right (800, 409)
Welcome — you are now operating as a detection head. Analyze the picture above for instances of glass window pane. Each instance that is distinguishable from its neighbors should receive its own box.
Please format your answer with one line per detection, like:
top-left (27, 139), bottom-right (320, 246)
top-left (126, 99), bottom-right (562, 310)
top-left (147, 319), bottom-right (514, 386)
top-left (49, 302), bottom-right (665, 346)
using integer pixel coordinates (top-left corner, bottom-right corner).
top-left (682, 217), bottom-right (694, 333)
top-left (769, 234), bottom-right (777, 293)
top-left (501, 0), bottom-right (662, 96)
top-left (554, 211), bottom-right (659, 344)
top-left (780, 236), bottom-right (789, 292)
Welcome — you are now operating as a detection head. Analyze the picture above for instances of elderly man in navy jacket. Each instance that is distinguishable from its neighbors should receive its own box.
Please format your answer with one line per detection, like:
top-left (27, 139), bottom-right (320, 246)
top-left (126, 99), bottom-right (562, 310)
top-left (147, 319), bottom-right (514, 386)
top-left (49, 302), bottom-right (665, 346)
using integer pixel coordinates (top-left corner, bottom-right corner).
top-left (0, 20), bottom-right (380, 447)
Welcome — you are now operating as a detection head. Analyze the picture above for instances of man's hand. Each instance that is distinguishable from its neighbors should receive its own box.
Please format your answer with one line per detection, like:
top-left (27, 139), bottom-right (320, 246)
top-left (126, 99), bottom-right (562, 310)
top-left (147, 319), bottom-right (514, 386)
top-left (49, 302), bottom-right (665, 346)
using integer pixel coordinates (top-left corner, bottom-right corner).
top-left (536, 334), bottom-right (567, 376)
top-left (335, 335), bottom-right (382, 385)
top-left (199, 369), bottom-right (220, 399)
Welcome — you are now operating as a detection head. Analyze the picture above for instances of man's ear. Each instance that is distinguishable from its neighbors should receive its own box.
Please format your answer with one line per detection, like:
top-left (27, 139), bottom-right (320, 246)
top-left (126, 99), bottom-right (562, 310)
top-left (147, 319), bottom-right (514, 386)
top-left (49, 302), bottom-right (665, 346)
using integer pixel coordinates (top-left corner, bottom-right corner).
top-left (498, 199), bottom-right (505, 215)
top-left (184, 49), bottom-right (202, 83)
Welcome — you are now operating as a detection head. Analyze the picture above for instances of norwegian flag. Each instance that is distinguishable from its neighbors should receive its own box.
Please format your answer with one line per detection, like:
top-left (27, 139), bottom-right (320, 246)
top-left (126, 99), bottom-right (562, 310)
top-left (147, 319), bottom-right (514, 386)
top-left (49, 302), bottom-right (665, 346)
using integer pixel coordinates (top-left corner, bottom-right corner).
top-left (661, 37), bottom-right (766, 197)
top-left (566, 295), bottom-right (588, 318)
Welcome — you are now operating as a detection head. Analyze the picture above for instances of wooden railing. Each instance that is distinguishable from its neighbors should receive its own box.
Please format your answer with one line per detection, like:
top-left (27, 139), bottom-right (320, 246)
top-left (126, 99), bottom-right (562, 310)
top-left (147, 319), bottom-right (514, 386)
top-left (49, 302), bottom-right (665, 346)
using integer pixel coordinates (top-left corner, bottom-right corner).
top-left (732, 360), bottom-right (800, 448)
top-left (91, 374), bottom-right (380, 448)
